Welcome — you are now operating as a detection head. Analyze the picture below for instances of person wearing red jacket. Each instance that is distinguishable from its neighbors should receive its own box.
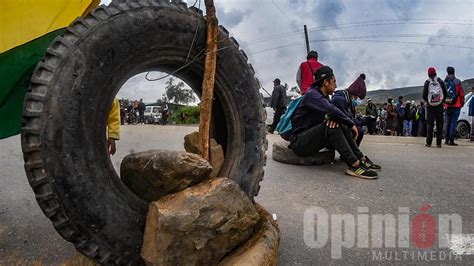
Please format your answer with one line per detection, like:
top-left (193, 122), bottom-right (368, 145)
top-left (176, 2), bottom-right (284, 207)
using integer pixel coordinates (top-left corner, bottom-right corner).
top-left (444, 66), bottom-right (465, 146)
top-left (296, 50), bottom-right (324, 95)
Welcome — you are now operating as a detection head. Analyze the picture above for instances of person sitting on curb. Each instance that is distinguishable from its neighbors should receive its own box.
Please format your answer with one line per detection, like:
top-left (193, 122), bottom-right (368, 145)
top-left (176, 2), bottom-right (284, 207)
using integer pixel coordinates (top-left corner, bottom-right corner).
top-left (332, 73), bottom-right (368, 146)
top-left (288, 66), bottom-right (381, 180)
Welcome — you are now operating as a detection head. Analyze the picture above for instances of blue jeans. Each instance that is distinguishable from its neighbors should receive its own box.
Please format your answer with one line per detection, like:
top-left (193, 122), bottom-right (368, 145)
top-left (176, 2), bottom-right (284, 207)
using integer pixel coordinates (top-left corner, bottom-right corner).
top-left (445, 108), bottom-right (461, 143)
top-left (403, 120), bottom-right (412, 136)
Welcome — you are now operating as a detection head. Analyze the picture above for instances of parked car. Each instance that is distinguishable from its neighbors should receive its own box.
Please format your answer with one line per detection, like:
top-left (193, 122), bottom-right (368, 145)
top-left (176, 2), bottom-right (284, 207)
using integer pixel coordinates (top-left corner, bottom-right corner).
top-left (265, 106), bottom-right (274, 127)
top-left (144, 105), bottom-right (162, 124)
top-left (457, 92), bottom-right (472, 139)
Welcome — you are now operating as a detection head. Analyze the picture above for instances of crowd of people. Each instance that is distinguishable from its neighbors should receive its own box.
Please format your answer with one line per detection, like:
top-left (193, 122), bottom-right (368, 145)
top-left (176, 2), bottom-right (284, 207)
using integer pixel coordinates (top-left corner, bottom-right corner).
top-left (269, 50), bottom-right (474, 180)
top-left (118, 98), bottom-right (170, 125)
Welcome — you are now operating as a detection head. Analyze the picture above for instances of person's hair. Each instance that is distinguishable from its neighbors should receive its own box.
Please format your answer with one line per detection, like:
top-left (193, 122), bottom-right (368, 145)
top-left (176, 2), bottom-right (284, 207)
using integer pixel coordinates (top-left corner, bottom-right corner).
top-left (359, 73), bottom-right (366, 80)
top-left (447, 66), bottom-right (455, 75)
top-left (387, 98), bottom-right (393, 103)
top-left (307, 50), bottom-right (318, 60)
top-left (273, 78), bottom-right (281, 85)
top-left (398, 96), bottom-right (404, 100)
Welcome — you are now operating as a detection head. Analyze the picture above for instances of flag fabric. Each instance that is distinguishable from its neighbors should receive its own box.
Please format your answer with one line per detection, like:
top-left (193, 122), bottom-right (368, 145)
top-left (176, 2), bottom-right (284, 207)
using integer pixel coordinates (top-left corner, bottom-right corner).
top-left (0, 0), bottom-right (99, 139)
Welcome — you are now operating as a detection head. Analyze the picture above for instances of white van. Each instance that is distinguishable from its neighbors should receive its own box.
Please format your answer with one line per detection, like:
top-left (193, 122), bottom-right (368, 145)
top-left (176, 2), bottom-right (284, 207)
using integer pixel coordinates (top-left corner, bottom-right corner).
top-left (144, 106), bottom-right (162, 124)
top-left (457, 92), bottom-right (472, 138)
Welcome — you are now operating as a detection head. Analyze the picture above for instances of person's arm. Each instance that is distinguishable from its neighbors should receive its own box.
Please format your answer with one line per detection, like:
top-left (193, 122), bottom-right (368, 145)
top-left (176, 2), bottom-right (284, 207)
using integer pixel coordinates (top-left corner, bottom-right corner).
top-left (296, 65), bottom-right (302, 89)
top-left (422, 80), bottom-right (429, 102)
top-left (107, 98), bottom-right (120, 155)
top-left (304, 93), bottom-right (355, 127)
top-left (331, 95), bottom-right (351, 118)
top-left (457, 82), bottom-right (465, 106)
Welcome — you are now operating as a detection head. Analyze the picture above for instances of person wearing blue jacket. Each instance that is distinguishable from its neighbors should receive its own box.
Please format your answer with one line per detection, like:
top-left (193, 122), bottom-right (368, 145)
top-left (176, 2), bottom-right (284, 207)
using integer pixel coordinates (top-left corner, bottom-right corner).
top-left (289, 66), bottom-right (381, 179)
top-left (331, 74), bottom-right (368, 146)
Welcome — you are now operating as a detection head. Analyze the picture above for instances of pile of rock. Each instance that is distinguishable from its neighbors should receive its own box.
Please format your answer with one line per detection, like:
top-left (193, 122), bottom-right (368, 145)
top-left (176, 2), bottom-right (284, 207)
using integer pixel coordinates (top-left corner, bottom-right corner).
top-left (119, 132), bottom-right (279, 265)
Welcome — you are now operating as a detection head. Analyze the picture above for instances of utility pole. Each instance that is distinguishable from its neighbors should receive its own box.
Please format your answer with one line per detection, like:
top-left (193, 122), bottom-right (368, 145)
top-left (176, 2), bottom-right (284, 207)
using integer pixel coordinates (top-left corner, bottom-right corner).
top-left (304, 25), bottom-right (310, 54)
top-left (199, 0), bottom-right (218, 161)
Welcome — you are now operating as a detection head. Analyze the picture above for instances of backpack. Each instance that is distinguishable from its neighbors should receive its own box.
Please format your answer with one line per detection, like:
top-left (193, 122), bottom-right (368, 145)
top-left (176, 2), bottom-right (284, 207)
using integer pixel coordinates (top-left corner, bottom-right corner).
top-left (427, 78), bottom-right (444, 106)
top-left (276, 96), bottom-right (303, 141)
top-left (445, 78), bottom-right (458, 104)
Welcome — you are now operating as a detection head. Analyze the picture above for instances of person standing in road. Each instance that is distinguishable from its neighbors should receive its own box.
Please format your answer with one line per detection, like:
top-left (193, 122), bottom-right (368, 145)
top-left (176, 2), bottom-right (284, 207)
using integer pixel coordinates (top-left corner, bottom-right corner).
top-left (444, 66), bottom-right (465, 146)
top-left (107, 98), bottom-right (120, 155)
top-left (268, 78), bottom-right (287, 134)
top-left (469, 87), bottom-right (474, 142)
top-left (423, 67), bottom-right (447, 147)
top-left (296, 50), bottom-right (324, 95)
top-left (396, 96), bottom-right (405, 136)
top-left (386, 98), bottom-right (398, 136)
top-left (366, 98), bottom-right (378, 135)
top-left (138, 98), bottom-right (146, 124)
top-left (419, 101), bottom-right (427, 137)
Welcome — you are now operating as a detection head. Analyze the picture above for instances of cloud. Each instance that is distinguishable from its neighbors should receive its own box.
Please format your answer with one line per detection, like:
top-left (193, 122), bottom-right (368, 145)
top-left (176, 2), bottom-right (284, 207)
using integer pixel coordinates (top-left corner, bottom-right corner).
top-left (216, 5), bottom-right (249, 28)
top-left (312, 0), bottom-right (345, 26)
top-left (99, 0), bottom-right (473, 98)
top-left (386, 0), bottom-right (421, 19)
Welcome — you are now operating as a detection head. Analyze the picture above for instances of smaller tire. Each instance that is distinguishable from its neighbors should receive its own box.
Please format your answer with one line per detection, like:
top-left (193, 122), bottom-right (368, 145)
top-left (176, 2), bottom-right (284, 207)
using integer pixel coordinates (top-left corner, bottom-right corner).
top-left (272, 142), bottom-right (335, 165)
top-left (457, 121), bottom-right (470, 139)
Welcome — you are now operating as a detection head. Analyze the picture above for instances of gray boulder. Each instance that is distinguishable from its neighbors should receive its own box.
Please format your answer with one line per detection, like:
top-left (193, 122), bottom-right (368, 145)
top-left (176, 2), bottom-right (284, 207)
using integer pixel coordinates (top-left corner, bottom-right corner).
top-left (184, 131), bottom-right (224, 177)
top-left (141, 178), bottom-right (260, 265)
top-left (120, 150), bottom-right (212, 202)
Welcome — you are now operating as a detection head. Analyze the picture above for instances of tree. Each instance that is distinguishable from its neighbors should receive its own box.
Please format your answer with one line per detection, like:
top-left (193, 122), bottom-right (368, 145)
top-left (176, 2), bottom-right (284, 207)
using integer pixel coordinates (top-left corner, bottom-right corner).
top-left (164, 77), bottom-right (196, 105)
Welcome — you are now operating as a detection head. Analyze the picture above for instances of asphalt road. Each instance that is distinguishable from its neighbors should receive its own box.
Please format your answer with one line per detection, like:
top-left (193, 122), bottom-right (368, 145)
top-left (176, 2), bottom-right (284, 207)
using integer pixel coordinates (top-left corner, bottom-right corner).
top-left (1, 125), bottom-right (473, 265)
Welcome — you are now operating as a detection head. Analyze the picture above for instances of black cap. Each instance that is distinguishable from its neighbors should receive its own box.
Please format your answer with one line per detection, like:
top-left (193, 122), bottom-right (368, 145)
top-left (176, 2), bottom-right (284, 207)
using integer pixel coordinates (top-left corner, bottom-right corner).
top-left (313, 66), bottom-right (334, 83)
top-left (273, 78), bottom-right (280, 83)
top-left (307, 50), bottom-right (318, 60)
top-left (360, 73), bottom-right (366, 80)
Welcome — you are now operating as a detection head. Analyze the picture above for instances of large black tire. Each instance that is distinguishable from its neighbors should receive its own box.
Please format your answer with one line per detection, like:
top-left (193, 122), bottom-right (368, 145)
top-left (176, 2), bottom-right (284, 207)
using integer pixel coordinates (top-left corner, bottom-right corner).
top-left (21, 0), bottom-right (267, 264)
top-left (456, 120), bottom-right (470, 139)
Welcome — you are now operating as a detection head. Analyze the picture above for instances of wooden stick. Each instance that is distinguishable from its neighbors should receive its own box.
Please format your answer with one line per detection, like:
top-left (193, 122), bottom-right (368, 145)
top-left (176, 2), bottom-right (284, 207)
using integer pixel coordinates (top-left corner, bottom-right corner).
top-left (198, 0), bottom-right (218, 161)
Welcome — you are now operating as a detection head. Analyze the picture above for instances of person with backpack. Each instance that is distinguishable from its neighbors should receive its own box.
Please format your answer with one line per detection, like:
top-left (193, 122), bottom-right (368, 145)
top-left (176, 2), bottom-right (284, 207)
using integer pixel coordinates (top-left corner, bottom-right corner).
top-left (331, 74), bottom-right (367, 146)
top-left (296, 50), bottom-right (324, 95)
top-left (268, 78), bottom-right (287, 134)
top-left (444, 66), bottom-right (465, 146)
top-left (288, 66), bottom-right (381, 179)
top-left (423, 67), bottom-right (447, 147)
top-left (396, 96), bottom-right (405, 136)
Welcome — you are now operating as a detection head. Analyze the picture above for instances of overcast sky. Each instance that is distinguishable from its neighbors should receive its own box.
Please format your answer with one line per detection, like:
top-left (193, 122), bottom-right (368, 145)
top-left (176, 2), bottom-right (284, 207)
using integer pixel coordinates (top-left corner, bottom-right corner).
top-left (101, 0), bottom-right (474, 102)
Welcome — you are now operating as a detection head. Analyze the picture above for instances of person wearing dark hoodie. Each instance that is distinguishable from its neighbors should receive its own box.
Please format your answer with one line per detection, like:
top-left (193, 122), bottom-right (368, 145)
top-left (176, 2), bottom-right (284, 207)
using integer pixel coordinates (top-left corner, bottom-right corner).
top-left (332, 73), bottom-right (368, 146)
top-left (296, 50), bottom-right (324, 95)
top-left (444, 66), bottom-right (465, 145)
top-left (289, 66), bottom-right (381, 180)
top-left (422, 67), bottom-right (447, 148)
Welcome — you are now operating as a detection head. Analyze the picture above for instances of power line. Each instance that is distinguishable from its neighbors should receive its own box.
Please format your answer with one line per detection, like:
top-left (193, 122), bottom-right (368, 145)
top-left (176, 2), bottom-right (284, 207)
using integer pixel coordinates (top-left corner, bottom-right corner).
top-left (246, 37), bottom-right (474, 56)
top-left (241, 19), bottom-right (474, 46)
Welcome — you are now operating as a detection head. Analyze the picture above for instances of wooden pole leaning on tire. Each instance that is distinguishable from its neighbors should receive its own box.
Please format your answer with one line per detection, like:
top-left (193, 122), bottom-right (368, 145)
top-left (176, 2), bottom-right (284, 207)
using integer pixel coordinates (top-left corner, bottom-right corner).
top-left (198, 0), bottom-right (218, 161)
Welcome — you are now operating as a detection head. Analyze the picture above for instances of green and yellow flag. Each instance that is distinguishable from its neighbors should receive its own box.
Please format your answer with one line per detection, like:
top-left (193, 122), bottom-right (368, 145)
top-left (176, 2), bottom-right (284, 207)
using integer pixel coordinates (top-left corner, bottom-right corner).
top-left (0, 0), bottom-right (99, 139)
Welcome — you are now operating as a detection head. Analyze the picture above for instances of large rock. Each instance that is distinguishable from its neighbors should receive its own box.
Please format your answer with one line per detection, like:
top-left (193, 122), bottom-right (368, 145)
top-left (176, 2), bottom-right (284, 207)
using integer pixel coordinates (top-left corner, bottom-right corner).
top-left (184, 131), bottom-right (224, 177)
top-left (272, 141), bottom-right (335, 165)
top-left (141, 178), bottom-right (260, 265)
top-left (120, 150), bottom-right (212, 202)
top-left (219, 203), bottom-right (280, 266)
